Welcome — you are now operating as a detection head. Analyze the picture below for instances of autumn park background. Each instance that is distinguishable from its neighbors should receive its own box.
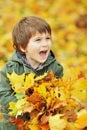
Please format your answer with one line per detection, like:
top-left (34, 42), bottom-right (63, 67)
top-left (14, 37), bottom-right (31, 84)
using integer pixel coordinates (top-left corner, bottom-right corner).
top-left (0, 0), bottom-right (87, 78)
top-left (0, 0), bottom-right (87, 129)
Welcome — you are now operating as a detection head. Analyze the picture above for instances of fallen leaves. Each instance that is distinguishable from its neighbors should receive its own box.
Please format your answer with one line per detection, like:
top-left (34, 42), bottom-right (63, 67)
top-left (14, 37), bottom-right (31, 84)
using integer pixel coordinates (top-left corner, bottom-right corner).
top-left (71, 78), bottom-right (87, 102)
top-left (0, 1), bottom-right (87, 129)
top-left (5, 68), bottom-right (87, 130)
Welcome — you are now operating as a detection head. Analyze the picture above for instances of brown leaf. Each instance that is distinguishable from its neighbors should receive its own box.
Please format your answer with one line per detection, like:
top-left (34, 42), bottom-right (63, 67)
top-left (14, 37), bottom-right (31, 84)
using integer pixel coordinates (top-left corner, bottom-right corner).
top-left (27, 92), bottom-right (44, 110)
top-left (65, 109), bottom-right (77, 122)
top-left (43, 70), bottom-right (54, 82)
top-left (25, 87), bottom-right (34, 96)
top-left (28, 92), bottom-right (43, 104)
top-left (39, 113), bottom-right (49, 125)
top-left (39, 123), bottom-right (50, 130)
top-left (8, 117), bottom-right (24, 130)
top-left (30, 109), bottom-right (39, 120)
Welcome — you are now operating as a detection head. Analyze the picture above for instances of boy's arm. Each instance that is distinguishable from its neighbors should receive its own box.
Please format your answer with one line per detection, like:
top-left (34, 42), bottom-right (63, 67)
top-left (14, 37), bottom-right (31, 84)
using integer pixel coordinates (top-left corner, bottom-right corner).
top-left (52, 61), bottom-right (64, 78)
top-left (0, 66), bottom-right (17, 130)
top-left (56, 63), bottom-right (63, 78)
top-left (0, 67), bottom-right (17, 109)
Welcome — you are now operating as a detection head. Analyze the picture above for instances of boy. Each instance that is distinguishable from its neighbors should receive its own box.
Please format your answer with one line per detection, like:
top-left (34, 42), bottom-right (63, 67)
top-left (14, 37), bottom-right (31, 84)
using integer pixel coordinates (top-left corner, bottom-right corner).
top-left (0, 16), bottom-right (63, 129)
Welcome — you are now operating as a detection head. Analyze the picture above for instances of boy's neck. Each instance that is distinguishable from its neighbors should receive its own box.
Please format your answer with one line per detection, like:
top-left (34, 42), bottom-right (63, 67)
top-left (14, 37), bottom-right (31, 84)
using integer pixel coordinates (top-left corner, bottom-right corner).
top-left (26, 56), bottom-right (40, 69)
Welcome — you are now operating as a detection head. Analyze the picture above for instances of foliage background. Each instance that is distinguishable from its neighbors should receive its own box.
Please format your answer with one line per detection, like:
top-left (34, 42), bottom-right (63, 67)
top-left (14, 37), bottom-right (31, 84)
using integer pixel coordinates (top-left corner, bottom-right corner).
top-left (0, 0), bottom-right (87, 77)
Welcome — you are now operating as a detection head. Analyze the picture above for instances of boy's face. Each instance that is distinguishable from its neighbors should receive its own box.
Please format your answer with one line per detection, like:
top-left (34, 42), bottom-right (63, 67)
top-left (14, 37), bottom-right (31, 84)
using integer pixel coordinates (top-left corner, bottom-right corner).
top-left (25, 31), bottom-right (52, 69)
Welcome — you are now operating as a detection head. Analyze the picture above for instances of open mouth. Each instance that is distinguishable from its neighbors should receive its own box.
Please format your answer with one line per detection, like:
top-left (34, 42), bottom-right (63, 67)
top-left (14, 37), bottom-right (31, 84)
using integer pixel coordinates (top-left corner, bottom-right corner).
top-left (39, 50), bottom-right (48, 59)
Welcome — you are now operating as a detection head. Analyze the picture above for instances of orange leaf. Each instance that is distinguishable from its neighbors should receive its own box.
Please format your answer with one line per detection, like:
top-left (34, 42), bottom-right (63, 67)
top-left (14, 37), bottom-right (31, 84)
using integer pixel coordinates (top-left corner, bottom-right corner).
top-left (44, 70), bottom-right (55, 81)
top-left (8, 117), bottom-right (24, 129)
top-left (30, 109), bottom-right (39, 120)
top-left (27, 92), bottom-right (43, 104)
top-left (39, 113), bottom-right (49, 125)
top-left (0, 113), bottom-right (3, 121)
top-left (40, 123), bottom-right (50, 130)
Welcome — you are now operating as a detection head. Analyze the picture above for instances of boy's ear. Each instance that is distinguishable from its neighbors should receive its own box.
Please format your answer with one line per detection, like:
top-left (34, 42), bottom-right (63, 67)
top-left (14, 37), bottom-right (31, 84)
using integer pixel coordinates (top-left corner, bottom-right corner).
top-left (19, 46), bottom-right (26, 53)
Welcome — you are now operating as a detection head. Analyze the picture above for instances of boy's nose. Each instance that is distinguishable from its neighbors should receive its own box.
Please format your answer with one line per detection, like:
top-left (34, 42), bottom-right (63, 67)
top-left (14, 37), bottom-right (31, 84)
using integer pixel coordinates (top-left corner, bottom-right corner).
top-left (42, 40), bottom-right (48, 46)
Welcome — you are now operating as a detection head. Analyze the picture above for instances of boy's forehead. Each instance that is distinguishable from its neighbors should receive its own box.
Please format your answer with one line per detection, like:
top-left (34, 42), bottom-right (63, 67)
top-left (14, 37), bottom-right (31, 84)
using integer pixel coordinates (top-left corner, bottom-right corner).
top-left (32, 31), bottom-right (51, 37)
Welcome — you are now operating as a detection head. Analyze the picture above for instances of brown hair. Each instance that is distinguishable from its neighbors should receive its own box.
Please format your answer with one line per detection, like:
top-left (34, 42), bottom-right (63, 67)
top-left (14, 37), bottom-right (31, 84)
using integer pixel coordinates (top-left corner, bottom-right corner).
top-left (12, 16), bottom-right (51, 52)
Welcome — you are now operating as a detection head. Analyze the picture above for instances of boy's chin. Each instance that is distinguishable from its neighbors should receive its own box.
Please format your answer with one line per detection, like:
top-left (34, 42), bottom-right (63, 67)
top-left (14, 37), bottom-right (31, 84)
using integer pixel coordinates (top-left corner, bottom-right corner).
top-left (39, 59), bottom-right (47, 64)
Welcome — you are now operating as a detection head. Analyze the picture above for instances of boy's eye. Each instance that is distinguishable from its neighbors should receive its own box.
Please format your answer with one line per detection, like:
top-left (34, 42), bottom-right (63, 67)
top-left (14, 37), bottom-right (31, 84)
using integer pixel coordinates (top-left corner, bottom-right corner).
top-left (35, 38), bottom-right (41, 42)
top-left (46, 37), bottom-right (51, 40)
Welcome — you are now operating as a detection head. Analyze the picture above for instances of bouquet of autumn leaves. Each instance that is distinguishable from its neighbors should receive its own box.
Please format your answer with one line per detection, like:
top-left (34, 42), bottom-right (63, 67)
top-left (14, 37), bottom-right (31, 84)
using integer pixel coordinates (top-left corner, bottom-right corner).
top-left (6, 68), bottom-right (87, 130)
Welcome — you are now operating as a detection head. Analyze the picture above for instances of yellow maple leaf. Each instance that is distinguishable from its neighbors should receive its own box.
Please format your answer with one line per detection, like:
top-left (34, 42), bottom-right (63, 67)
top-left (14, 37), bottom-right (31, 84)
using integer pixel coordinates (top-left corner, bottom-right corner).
top-left (55, 88), bottom-right (68, 101)
top-left (29, 117), bottom-right (38, 130)
top-left (63, 67), bottom-right (81, 82)
top-left (24, 73), bottom-right (35, 90)
top-left (9, 102), bottom-right (16, 110)
top-left (9, 102), bottom-right (17, 116)
top-left (29, 125), bottom-right (38, 130)
top-left (49, 114), bottom-right (67, 130)
top-left (46, 97), bottom-right (52, 108)
top-left (9, 98), bottom-right (27, 116)
top-left (75, 109), bottom-right (87, 129)
top-left (66, 122), bottom-right (78, 130)
top-left (35, 72), bottom-right (47, 81)
top-left (7, 71), bottom-right (25, 93)
top-left (71, 78), bottom-right (87, 102)
top-left (15, 98), bottom-right (27, 109)
top-left (36, 83), bottom-right (50, 98)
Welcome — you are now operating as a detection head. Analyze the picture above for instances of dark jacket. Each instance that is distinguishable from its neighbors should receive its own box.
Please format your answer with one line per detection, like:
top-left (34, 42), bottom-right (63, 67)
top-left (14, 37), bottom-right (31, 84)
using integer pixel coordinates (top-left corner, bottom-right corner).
top-left (0, 50), bottom-right (63, 130)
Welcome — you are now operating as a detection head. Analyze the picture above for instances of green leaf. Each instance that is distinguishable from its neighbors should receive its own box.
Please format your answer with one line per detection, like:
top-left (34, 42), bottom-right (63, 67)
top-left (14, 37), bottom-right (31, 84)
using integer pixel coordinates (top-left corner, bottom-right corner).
top-left (15, 93), bottom-right (25, 99)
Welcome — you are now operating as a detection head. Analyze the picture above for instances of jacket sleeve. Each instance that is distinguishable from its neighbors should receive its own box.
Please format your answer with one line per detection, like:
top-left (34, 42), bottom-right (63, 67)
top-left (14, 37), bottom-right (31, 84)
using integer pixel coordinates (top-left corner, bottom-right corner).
top-left (0, 64), bottom-right (17, 130)
top-left (52, 61), bottom-right (64, 78)
top-left (56, 62), bottom-right (63, 78)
